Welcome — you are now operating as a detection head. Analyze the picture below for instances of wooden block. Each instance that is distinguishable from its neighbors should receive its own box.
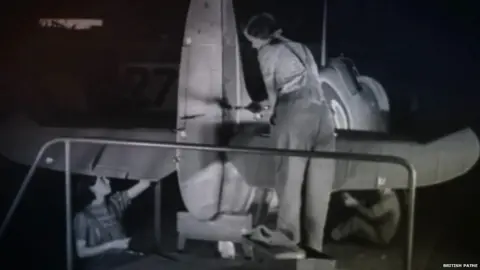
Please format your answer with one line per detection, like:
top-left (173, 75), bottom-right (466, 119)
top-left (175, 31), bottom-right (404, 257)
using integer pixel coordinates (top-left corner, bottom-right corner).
top-left (241, 236), bottom-right (306, 260)
top-left (177, 212), bottom-right (252, 242)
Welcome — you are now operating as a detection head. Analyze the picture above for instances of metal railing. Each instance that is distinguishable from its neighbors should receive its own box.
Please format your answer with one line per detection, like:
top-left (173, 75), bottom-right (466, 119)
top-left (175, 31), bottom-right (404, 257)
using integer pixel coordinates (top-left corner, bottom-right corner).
top-left (0, 137), bottom-right (417, 270)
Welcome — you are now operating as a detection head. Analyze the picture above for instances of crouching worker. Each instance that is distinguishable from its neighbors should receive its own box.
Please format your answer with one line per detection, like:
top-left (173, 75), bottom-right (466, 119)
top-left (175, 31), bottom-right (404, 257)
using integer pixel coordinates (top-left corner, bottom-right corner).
top-left (331, 189), bottom-right (401, 246)
top-left (74, 176), bottom-right (151, 270)
top-left (241, 13), bottom-right (336, 258)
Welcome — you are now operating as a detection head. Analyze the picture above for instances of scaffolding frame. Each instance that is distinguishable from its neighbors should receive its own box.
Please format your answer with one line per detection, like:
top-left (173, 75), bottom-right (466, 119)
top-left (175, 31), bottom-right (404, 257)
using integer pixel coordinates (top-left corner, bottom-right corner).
top-left (0, 137), bottom-right (417, 270)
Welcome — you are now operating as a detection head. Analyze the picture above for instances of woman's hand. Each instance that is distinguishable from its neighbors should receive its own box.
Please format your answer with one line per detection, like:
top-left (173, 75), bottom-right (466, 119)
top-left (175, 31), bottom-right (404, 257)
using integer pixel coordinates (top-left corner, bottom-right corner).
top-left (245, 102), bottom-right (264, 113)
top-left (342, 192), bottom-right (360, 208)
top-left (109, 238), bottom-right (131, 250)
top-left (76, 237), bottom-right (132, 258)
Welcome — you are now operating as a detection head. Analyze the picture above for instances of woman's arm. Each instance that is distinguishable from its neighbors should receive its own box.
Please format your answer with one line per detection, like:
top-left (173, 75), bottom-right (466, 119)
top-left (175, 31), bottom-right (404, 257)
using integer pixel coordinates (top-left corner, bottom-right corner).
top-left (76, 238), bottom-right (130, 258)
top-left (353, 204), bottom-right (378, 220)
top-left (126, 180), bottom-right (151, 200)
top-left (76, 239), bottom-right (113, 258)
top-left (108, 181), bottom-right (151, 217)
top-left (258, 99), bottom-right (272, 109)
top-left (257, 46), bottom-right (280, 109)
top-left (354, 202), bottom-right (391, 221)
top-left (344, 192), bottom-right (389, 221)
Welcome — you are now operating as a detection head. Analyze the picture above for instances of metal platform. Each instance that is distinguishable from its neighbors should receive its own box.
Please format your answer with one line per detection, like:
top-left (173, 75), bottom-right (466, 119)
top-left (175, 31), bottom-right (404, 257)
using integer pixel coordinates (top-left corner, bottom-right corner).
top-left (115, 254), bottom-right (337, 270)
top-left (177, 212), bottom-right (253, 251)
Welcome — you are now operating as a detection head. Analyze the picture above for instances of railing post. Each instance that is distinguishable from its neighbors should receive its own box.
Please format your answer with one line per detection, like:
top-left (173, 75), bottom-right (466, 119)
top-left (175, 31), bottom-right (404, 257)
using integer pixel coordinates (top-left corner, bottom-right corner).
top-left (65, 141), bottom-right (73, 270)
top-left (0, 141), bottom-right (54, 239)
top-left (154, 181), bottom-right (162, 250)
top-left (406, 166), bottom-right (416, 270)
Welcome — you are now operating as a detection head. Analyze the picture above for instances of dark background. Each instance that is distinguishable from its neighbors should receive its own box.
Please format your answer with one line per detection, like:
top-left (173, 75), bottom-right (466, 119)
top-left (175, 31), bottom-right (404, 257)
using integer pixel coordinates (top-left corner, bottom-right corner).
top-left (0, 0), bottom-right (479, 269)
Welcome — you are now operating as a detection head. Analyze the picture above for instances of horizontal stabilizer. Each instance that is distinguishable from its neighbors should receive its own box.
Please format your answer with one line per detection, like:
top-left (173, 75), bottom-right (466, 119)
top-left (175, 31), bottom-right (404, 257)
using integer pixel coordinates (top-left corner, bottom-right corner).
top-left (335, 128), bottom-right (479, 189)
top-left (0, 114), bottom-right (177, 180)
top-left (227, 126), bottom-right (480, 190)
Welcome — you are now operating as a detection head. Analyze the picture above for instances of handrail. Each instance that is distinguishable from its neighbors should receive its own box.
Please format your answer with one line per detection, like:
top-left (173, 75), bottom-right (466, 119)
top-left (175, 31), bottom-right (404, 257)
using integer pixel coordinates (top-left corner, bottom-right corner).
top-left (0, 137), bottom-right (417, 270)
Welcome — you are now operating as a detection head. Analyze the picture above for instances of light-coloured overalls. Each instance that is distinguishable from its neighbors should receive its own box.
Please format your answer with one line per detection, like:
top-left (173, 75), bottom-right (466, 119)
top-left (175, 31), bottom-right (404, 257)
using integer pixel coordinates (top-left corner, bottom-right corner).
top-left (257, 37), bottom-right (336, 252)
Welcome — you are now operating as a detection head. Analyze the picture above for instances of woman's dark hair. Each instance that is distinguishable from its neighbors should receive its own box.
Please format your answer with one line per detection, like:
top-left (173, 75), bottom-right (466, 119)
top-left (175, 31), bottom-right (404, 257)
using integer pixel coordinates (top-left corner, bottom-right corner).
top-left (74, 175), bottom-right (97, 212)
top-left (244, 13), bottom-right (281, 40)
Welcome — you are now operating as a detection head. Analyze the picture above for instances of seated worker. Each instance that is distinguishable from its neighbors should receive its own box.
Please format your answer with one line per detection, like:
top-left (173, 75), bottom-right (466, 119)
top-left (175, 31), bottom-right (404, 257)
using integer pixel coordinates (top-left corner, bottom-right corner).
top-left (241, 13), bottom-right (336, 258)
top-left (74, 176), bottom-right (151, 270)
top-left (331, 189), bottom-right (401, 246)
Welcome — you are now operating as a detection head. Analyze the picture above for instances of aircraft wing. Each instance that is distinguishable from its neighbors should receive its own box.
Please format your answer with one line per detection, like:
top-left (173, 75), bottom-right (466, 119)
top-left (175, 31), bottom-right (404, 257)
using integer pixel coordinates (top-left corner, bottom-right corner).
top-left (227, 125), bottom-right (480, 190)
top-left (0, 114), bottom-right (177, 180)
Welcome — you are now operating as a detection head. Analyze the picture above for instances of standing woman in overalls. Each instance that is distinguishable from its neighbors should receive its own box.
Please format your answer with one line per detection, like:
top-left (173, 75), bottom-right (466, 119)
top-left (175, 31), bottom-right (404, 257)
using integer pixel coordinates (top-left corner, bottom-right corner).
top-left (243, 13), bottom-right (336, 256)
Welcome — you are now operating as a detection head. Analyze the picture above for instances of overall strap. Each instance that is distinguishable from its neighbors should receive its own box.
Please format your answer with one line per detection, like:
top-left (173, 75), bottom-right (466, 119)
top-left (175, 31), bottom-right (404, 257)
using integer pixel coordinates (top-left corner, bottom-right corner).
top-left (280, 40), bottom-right (324, 102)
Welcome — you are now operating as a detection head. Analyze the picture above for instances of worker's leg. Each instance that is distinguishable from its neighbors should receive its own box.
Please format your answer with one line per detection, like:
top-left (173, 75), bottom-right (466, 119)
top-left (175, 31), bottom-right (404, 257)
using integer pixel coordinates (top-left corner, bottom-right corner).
top-left (243, 98), bottom-right (310, 251)
top-left (272, 120), bottom-right (311, 244)
top-left (302, 102), bottom-right (336, 252)
top-left (332, 216), bottom-right (384, 244)
top-left (241, 102), bottom-right (308, 251)
top-left (272, 99), bottom-right (335, 246)
top-left (303, 140), bottom-right (335, 251)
